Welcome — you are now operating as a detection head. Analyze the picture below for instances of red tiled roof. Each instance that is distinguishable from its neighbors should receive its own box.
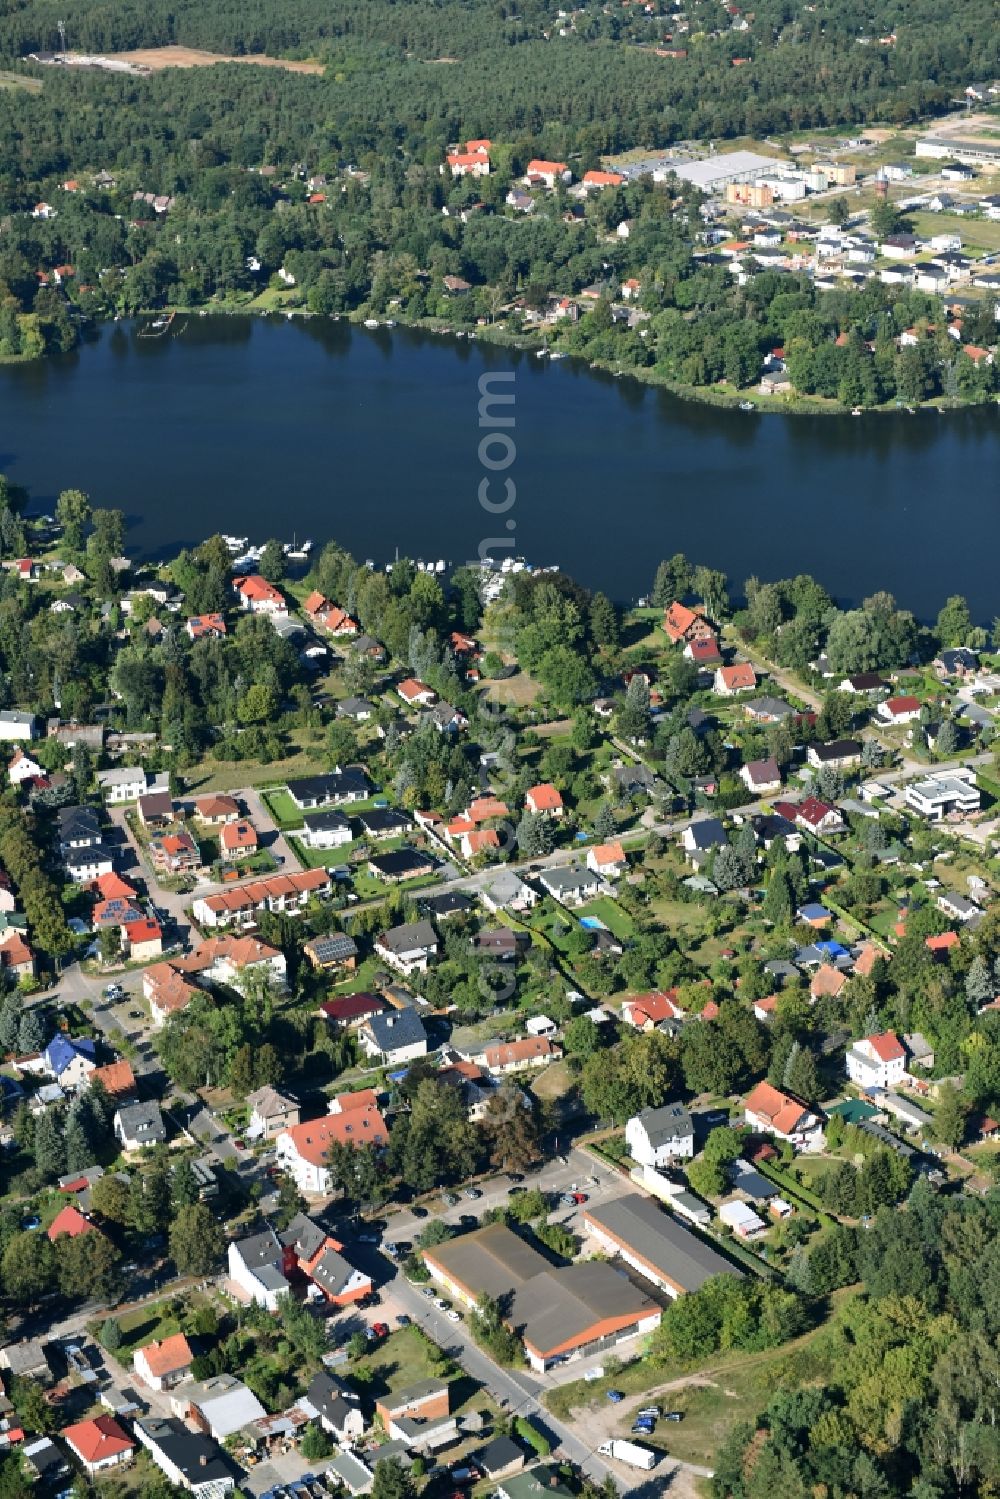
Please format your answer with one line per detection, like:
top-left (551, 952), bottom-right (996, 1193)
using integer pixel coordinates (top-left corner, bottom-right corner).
top-left (137, 1332), bottom-right (192, 1378)
top-left (926, 931), bottom-right (960, 952)
top-left (526, 783), bottom-right (563, 812)
top-left (62, 1416), bottom-right (133, 1465)
top-left (283, 1107), bottom-right (388, 1165)
top-left (590, 841), bottom-right (625, 866)
top-left (867, 1030), bottom-right (905, 1063)
top-left (885, 694), bottom-right (920, 715)
top-left (718, 663), bottom-right (757, 691)
top-left (91, 1059), bottom-right (136, 1098)
top-left (48, 1205), bottom-right (95, 1242)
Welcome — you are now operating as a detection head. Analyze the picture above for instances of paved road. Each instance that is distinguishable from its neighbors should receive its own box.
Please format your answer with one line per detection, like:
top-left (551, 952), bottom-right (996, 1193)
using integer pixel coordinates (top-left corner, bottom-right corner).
top-left (239, 785), bottom-right (302, 872)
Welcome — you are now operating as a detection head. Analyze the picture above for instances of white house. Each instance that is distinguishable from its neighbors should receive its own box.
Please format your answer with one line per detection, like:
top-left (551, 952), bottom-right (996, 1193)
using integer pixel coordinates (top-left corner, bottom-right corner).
top-left (133, 1335), bottom-right (194, 1393)
top-left (357, 1009), bottom-right (429, 1066)
top-left (301, 810), bottom-right (352, 849)
top-left (61, 1417), bottom-right (135, 1477)
top-left (481, 869), bottom-right (538, 914)
top-left (134, 1417), bottom-right (234, 1497)
top-left (114, 1101), bottom-right (167, 1150)
top-left (227, 1229), bottom-right (289, 1311)
top-left (8, 747), bottom-right (43, 785)
top-left (0, 711), bottom-right (38, 742)
top-left (743, 1081), bottom-right (823, 1152)
top-left (274, 1105), bottom-right (389, 1196)
top-left (374, 919), bottom-right (439, 976)
top-left (97, 767), bottom-right (169, 804)
top-left (625, 1103), bottom-right (695, 1167)
top-left (846, 1032), bottom-right (906, 1090)
top-left (877, 694), bottom-right (921, 725)
top-left (740, 757), bottom-right (781, 795)
top-left (905, 768), bottom-right (980, 821)
top-left (586, 841), bottom-right (627, 879)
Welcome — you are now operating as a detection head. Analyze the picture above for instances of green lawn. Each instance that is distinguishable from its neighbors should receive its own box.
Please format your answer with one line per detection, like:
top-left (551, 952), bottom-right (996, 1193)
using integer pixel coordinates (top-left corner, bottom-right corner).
top-left (259, 788), bottom-right (306, 829)
top-left (99, 1300), bottom-right (186, 1360)
top-left (576, 896), bottom-right (635, 940)
top-left (909, 211), bottom-right (1000, 256)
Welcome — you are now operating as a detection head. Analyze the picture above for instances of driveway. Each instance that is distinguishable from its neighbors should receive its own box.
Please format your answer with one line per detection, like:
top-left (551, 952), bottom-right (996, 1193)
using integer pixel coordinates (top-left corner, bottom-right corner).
top-left (240, 785), bottom-right (303, 873)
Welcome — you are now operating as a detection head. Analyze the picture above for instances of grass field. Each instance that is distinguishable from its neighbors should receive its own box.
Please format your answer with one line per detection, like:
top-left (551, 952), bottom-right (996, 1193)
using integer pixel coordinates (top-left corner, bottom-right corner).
top-left (576, 896), bottom-right (635, 940)
top-left (182, 737), bottom-right (325, 796)
top-left (0, 69), bottom-right (42, 92)
top-left (909, 211), bottom-right (1000, 255)
top-left (106, 46), bottom-right (324, 74)
top-left (258, 788), bottom-right (306, 829)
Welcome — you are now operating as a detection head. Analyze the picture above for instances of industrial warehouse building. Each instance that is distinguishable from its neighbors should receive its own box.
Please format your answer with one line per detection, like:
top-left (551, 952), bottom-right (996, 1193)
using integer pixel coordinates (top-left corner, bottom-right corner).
top-left (582, 1193), bottom-right (742, 1298)
top-left (423, 1223), bottom-right (660, 1372)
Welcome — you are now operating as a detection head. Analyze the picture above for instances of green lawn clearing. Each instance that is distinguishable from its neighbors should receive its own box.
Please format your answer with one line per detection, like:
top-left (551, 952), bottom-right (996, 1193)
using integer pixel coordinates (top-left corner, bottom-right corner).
top-left (576, 896), bottom-right (635, 940)
top-left (258, 787), bottom-right (306, 829)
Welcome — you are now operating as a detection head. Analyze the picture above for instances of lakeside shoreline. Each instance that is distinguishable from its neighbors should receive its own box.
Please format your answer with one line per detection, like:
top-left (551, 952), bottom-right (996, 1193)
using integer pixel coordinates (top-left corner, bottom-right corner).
top-left (9, 301), bottom-right (997, 420)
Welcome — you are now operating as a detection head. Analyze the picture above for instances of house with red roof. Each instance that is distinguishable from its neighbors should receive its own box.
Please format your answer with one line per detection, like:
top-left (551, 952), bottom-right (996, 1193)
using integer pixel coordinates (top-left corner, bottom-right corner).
top-left (397, 678), bottom-right (437, 707)
top-left (525, 783), bottom-right (564, 818)
top-left (810, 964), bottom-right (847, 1001)
top-left (714, 663), bottom-right (758, 696)
top-left (662, 601), bottom-right (713, 645)
top-left (586, 841), bottom-right (627, 878)
top-left (582, 169), bottom-right (624, 189)
top-left (621, 990), bottom-right (685, 1030)
top-left (847, 1031), bottom-right (906, 1090)
top-left (232, 574), bottom-right (287, 615)
top-left (48, 1205), bottom-right (96, 1242)
top-left (878, 694), bottom-right (921, 724)
top-left (221, 820), bottom-right (258, 861)
top-left (0, 929), bottom-right (35, 979)
top-left (317, 605), bottom-right (359, 636)
top-left (793, 796), bottom-right (845, 835)
top-left (744, 1081), bottom-right (823, 1151)
top-left (927, 930), bottom-right (960, 958)
top-left (90, 1059), bottom-right (137, 1101)
top-left (185, 613), bottom-right (227, 641)
top-left (275, 1104), bottom-right (389, 1195)
top-left (123, 917), bottom-right (162, 961)
top-left (62, 1416), bottom-right (134, 1476)
top-left (446, 151), bottom-right (491, 178)
top-left (462, 828), bottom-right (500, 859)
top-left (133, 1333), bottom-right (194, 1392)
top-left (524, 159), bottom-right (570, 188)
top-left (685, 634), bottom-right (723, 667)
top-left (150, 828), bottom-right (201, 874)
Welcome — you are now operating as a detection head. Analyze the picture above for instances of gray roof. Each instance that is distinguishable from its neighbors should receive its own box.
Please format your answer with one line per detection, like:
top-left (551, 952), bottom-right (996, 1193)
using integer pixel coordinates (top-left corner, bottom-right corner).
top-left (511, 1260), bottom-right (658, 1358)
top-left (307, 1371), bottom-right (362, 1433)
top-left (746, 695), bottom-right (794, 718)
top-left (584, 1192), bottom-right (742, 1294)
top-left (424, 1222), bottom-right (550, 1300)
top-left (378, 919), bottom-right (437, 955)
top-left (632, 1102), bottom-right (694, 1146)
top-left (381, 1378), bottom-right (449, 1412)
top-left (279, 1213), bottom-right (326, 1262)
top-left (365, 1007), bottom-right (428, 1053)
top-left (311, 1246), bottom-right (357, 1297)
top-left (482, 868), bottom-right (532, 905)
top-left (234, 1227), bottom-right (283, 1271)
top-left (540, 863), bottom-right (597, 895)
top-left (479, 1435), bottom-right (525, 1474)
top-left (135, 1418), bottom-right (232, 1488)
top-left (115, 1100), bottom-right (166, 1144)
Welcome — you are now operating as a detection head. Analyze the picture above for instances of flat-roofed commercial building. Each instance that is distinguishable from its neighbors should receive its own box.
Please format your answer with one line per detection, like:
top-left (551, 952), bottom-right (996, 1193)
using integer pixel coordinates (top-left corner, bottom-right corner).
top-left (582, 1193), bottom-right (741, 1298)
top-left (423, 1223), bottom-right (660, 1372)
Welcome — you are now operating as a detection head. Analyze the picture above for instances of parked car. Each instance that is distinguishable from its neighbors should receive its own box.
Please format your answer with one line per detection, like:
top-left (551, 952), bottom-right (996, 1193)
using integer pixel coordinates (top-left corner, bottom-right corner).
top-left (508, 1186), bottom-right (526, 1196)
top-left (421, 1287), bottom-right (435, 1299)
top-left (571, 1192), bottom-right (588, 1204)
top-left (507, 1172), bottom-right (524, 1183)
top-left (396, 1314), bottom-right (411, 1327)
top-left (638, 1407), bottom-right (660, 1419)
top-left (371, 1322), bottom-right (389, 1338)
top-left (459, 1214), bottom-right (478, 1228)
top-left (607, 1390), bottom-right (625, 1404)
top-left (411, 1206), bottom-right (428, 1219)
top-left (446, 1309), bottom-right (461, 1322)
top-left (434, 1298), bottom-right (449, 1311)
top-left (464, 1187), bottom-right (482, 1199)
top-left (663, 1412), bottom-right (684, 1423)
top-left (442, 1193), bottom-right (459, 1207)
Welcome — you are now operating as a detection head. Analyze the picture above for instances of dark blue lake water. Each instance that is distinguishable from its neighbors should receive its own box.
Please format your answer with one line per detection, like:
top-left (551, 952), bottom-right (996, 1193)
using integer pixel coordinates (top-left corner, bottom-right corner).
top-left (2, 315), bottom-right (998, 619)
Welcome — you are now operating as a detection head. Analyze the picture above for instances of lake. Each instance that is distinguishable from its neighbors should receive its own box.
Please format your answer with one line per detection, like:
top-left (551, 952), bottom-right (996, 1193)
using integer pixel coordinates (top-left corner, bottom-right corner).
top-left (2, 314), bottom-right (999, 619)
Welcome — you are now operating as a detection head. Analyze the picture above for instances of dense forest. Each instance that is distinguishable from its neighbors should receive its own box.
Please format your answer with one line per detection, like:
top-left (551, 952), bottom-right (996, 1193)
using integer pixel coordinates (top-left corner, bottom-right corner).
top-left (0, 0), bottom-right (996, 394)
